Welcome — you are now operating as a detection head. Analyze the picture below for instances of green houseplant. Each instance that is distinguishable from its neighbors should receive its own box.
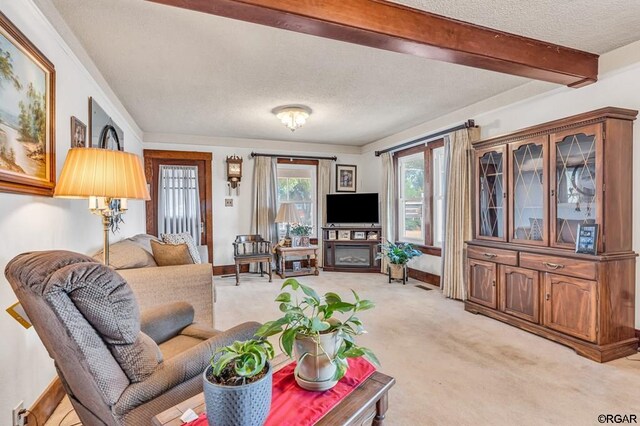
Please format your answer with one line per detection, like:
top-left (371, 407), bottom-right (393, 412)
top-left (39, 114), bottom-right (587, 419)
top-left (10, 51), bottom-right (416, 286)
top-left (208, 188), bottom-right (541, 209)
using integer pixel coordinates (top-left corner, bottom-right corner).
top-left (203, 339), bottom-right (274, 426)
top-left (257, 279), bottom-right (379, 391)
top-left (379, 240), bottom-right (422, 283)
top-left (290, 224), bottom-right (312, 247)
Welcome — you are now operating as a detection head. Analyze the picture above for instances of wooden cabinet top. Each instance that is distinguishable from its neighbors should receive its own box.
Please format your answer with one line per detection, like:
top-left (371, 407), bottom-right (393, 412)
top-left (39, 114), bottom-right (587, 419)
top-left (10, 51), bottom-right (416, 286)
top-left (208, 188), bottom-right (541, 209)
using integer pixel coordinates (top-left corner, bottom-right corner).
top-left (473, 107), bottom-right (637, 148)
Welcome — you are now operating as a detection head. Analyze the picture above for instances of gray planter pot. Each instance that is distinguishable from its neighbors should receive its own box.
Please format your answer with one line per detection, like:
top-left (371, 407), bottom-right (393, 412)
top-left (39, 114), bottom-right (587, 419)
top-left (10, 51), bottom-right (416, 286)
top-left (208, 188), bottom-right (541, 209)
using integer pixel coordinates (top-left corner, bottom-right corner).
top-left (203, 363), bottom-right (272, 426)
top-left (293, 331), bottom-right (342, 391)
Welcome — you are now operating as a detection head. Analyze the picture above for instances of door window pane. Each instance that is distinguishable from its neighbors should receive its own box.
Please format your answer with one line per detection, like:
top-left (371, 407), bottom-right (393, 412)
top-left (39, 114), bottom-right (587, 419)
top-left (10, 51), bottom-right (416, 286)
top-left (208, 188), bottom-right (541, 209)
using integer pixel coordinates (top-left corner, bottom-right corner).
top-left (555, 132), bottom-right (597, 245)
top-left (478, 150), bottom-right (504, 238)
top-left (512, 143), bottom-right (545, 242)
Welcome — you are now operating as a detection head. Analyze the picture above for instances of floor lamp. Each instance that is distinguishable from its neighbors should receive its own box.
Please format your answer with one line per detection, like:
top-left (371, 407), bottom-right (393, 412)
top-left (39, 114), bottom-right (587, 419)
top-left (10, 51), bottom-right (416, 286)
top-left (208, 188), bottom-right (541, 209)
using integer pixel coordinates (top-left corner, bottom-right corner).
top-left (54, 148), bottom-right (150, 265)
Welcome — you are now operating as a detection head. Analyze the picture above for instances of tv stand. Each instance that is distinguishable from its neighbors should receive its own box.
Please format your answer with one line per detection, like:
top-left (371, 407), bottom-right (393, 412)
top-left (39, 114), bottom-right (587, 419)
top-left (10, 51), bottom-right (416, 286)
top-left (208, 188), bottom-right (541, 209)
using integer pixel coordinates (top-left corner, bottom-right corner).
top-left (322, 226), bottom-right (381, 273)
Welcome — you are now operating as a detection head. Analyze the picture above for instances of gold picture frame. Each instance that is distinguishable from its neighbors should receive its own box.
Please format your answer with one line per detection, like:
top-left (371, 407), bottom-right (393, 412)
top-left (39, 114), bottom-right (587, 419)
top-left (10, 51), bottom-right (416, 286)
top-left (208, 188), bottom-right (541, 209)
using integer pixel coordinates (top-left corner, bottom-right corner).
top-left (0, 12), bottom-right (56, 196)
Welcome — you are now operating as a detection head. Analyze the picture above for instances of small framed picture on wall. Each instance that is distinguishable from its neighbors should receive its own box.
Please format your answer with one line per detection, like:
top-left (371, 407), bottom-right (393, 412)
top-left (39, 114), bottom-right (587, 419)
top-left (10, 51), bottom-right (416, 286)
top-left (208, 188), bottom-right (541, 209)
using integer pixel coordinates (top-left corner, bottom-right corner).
top-left (336, 164), bottom-right (357, 192)
top-left (71, 116), bottom-right (87, 148)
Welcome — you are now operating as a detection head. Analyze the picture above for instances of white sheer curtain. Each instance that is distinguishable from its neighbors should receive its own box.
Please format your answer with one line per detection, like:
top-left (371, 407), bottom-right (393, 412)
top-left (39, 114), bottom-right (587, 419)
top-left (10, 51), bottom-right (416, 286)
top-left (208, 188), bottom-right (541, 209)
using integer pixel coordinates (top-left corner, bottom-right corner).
top-left (441, 127), bottom-right (480, 300)
top-left (380, 152), bottom-right (396, 272)
top-left (252, 156), bottom-right (278, 271)
top-left (158, 165), bottom-right (202, 244)
top-left (316, 160), bottom-right (332, 267)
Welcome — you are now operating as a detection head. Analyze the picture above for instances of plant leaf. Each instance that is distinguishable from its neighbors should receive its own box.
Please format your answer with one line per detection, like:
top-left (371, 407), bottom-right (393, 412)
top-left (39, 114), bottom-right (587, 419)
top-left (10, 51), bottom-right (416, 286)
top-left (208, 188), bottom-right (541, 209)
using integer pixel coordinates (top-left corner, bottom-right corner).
top-left (311, 316), bottom-right (330, 332)
top-left (360, 347), bottom-right (381, 367)
top-left (281, 328), bottom-right (297, 357)
top-left (275, 292), bottom-right (291, 303)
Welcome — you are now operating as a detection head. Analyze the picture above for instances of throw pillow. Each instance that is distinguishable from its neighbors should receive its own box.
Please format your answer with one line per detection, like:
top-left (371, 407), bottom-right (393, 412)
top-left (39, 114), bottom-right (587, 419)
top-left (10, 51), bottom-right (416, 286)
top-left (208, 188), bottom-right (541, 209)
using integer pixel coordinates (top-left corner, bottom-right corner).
top-left (150, 240), bottom-right (195, 266)
top-left (161, 233), bottom-right (202, 264)
top-left (92, 240), bottom-right (157, 269)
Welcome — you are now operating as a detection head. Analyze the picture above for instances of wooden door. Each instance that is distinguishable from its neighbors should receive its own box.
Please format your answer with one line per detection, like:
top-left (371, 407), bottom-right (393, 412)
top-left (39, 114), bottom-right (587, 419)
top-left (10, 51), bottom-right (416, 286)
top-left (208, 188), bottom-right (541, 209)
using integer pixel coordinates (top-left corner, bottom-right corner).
top-left (467, 259), bottom-right (497, 309)
top-left (475, 146), bottom-right (507, 241)
top-left (144, 150), bottom-right (213, 264)
top-left (543, 273), bottom-right (597, 342)
top-left (549, 124), bottom-right (603, 251)
top-left (499, 265), bottom-right (540, 323)
top-left (508, 136), bottom-right (549, 246)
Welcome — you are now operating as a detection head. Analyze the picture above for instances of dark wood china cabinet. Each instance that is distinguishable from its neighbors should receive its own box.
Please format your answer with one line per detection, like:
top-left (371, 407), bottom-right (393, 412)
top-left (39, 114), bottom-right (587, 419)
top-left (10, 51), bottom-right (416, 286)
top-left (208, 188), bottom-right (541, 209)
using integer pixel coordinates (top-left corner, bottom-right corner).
top-left (466, 107), bottom-right (638, 362)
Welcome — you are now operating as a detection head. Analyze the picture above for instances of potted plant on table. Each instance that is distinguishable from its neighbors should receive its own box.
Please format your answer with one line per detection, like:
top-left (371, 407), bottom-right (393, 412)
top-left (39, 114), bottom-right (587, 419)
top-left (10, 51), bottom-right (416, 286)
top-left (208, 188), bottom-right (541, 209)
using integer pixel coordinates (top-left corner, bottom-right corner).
top-left (203, 339), bottom-right (274, 426)
top-left (257, 279), bottom-right (379, 391)
top-left (290, 224), bottom-right (312, 247)
top-left (379, 240), bottom-right (422, 284)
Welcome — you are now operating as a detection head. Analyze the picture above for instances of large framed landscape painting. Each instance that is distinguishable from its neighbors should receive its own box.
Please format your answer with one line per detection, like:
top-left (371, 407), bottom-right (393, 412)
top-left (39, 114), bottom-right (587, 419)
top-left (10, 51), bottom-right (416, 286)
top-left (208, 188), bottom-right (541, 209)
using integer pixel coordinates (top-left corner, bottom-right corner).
top-left (0, 12), bottom-right (55, 196)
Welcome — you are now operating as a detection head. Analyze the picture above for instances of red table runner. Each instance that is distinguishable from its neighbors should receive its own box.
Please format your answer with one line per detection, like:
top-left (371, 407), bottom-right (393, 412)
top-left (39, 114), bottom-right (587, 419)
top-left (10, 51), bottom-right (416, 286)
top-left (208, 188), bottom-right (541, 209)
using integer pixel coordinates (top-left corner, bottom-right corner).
top-left (188, 357), bottom-right (376, 426)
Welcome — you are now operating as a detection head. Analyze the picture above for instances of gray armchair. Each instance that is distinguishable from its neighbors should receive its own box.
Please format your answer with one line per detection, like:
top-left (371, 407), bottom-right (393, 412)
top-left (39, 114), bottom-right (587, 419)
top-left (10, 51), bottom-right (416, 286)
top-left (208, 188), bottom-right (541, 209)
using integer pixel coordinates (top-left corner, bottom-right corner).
top-left (5, 250), bottom-right (260, 425)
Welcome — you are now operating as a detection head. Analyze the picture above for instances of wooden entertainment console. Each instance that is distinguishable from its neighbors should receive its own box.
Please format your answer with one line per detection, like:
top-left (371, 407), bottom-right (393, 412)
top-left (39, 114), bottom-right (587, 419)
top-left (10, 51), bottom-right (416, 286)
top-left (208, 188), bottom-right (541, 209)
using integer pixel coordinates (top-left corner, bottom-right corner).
top-left (466, 107), bottom-right (638, 362)
top-left (322, 226), bottom-right (381, 273)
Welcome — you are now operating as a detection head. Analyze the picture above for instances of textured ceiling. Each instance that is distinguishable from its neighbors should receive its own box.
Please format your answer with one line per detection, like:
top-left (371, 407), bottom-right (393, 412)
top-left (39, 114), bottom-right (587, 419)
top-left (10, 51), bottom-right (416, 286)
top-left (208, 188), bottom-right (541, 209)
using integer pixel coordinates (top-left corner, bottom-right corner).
top-left (391, 0), bottom-right (640, 54)
top-left (50, 0), bottom-right (640, 146)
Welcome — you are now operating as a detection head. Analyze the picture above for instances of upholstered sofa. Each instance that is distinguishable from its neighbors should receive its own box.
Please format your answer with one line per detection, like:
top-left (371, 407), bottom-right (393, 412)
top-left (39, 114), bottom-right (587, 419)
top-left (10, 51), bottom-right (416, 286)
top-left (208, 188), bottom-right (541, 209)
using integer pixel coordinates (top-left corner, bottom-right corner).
top-left (94, 234), bottom-right (216, 326)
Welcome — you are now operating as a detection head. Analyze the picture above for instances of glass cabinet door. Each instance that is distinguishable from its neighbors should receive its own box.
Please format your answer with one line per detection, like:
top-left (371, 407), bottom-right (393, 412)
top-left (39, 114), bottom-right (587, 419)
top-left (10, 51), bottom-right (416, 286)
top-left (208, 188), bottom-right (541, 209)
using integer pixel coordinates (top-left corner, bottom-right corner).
top-left (550, 124), bottom-right (602, 249)
top-left (509, 137), bottom-right (548, 245)
top-left (476, 147), bottom-right (506, 240)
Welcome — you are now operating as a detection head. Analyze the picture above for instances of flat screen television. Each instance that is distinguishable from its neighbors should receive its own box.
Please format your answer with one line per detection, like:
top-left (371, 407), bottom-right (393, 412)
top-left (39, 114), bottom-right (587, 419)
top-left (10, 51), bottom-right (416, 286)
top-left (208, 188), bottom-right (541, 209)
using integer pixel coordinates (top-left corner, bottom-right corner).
top-left (326, 193), bottom-right (379, 224)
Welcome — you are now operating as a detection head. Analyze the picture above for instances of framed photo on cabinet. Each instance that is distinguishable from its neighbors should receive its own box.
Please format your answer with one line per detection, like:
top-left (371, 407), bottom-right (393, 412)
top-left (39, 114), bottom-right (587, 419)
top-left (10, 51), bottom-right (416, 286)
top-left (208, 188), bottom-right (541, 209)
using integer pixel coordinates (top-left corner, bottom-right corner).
top-left (328, 230), bottom-right (337, 240)
top-left (575, 223), bottom-right (598, 255)
top-left (338, 230), bottom-right (351, 240)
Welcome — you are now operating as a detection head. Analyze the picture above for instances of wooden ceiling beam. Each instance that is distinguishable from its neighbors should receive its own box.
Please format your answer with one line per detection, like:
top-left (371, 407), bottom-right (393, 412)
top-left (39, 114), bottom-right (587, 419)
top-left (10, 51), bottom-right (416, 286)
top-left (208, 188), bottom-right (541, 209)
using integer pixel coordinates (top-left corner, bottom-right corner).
top-left (147, 0), bottom-right (599, 87)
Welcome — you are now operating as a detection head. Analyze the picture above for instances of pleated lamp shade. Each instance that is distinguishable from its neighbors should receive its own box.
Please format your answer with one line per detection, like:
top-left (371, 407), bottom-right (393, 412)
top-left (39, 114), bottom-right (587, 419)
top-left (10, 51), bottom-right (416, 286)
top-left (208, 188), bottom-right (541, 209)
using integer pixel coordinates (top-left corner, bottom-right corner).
top-left (54, 148), bottom-right (150, 200)
top-left (275, 202), bottom-right (299, 224)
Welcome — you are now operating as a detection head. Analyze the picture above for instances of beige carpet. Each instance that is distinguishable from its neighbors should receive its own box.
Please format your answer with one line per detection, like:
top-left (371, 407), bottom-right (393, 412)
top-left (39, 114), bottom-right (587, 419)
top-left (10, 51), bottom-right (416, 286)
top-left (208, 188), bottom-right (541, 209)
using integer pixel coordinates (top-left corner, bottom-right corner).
top-left (48, 271), bottom-right (640, 425)
top-left (216, 272), bottom-right (640, 426)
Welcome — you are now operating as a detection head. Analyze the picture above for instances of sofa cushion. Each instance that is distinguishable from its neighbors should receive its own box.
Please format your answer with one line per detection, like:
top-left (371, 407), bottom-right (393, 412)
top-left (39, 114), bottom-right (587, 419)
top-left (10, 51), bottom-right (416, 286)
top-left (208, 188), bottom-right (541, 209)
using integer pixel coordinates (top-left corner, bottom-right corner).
top-left (150, 241), bottom-right (194, 266)
top-left (93, 240), bottom-right (158, 270)
top-left (161, 233), bottom-right (202, 264)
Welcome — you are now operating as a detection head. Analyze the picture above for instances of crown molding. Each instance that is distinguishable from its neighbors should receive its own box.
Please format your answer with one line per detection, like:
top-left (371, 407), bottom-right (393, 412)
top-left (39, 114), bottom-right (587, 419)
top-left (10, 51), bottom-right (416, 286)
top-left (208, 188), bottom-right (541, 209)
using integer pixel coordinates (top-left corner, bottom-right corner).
top-left (143, 132), bottom-right (363, 155)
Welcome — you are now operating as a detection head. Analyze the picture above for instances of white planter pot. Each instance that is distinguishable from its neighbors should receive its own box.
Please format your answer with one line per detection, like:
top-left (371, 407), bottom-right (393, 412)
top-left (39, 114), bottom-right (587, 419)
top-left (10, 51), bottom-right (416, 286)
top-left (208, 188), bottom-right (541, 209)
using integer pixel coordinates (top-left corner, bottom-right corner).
top-left (293, 331), bottom-right (342, 391)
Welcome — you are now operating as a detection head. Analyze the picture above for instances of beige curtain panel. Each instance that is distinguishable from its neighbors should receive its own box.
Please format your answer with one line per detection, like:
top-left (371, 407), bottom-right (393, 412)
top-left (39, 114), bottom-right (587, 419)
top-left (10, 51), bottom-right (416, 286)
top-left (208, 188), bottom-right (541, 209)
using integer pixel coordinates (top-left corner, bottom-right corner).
top-left (251, 156), bottom-right (278, 272)
top-left (441, 127), bottom-right (480, 300)
top-left (380, 152), bottom-right (396, 273)
top-left (317, 160), bottom-right (333, 267)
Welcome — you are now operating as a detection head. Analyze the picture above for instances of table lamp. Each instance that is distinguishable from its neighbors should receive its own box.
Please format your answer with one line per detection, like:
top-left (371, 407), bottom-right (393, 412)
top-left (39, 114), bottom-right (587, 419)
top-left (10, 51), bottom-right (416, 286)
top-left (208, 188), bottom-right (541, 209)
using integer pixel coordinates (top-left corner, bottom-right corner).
top-left (275, 203), bottom-right (299, 247)
top-left (54, 148), bottom-right (150, 265)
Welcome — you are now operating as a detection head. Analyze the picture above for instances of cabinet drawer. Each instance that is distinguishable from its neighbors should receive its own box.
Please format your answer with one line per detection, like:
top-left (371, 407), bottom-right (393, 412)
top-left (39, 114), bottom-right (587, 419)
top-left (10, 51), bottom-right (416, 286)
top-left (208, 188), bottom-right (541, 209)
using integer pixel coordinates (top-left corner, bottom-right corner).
top-left (519, 253), bottom-right (597, 280)
top-left (467, 246), bottom-right (518, 266)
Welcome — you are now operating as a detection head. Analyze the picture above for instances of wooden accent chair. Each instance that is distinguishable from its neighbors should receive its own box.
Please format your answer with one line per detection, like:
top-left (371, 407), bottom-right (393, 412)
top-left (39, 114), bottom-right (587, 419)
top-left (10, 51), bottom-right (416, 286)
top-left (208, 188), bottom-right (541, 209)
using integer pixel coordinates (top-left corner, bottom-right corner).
top-left (233, 235), bottom-right (273, 285)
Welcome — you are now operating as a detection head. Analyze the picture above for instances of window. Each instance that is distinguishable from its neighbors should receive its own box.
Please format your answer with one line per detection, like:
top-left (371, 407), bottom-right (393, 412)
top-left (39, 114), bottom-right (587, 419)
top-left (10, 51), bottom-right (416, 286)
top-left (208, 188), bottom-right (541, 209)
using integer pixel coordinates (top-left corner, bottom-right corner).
top-left (395, 140), bottom-right (445, 251)
top-left (432, 146), bottom-right (445, 247)
top-left (277, 163), bottom-right (317, 237)
top-left (398, 153), bottom-right (425, 243)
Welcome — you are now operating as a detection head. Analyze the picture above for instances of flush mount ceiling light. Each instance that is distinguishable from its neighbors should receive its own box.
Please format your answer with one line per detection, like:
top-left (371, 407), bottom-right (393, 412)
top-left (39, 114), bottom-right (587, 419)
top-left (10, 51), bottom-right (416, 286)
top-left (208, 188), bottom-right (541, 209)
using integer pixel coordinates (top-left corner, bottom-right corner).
top-left (272, 105), bottom-right (312, 132)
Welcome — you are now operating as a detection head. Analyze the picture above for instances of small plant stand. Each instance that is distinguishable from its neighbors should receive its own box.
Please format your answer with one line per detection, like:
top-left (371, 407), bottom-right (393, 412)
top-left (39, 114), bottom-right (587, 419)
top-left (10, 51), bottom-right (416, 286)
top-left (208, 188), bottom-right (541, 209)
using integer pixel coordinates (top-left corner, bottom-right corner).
top-left (387, 264), bottom-right (408, 284)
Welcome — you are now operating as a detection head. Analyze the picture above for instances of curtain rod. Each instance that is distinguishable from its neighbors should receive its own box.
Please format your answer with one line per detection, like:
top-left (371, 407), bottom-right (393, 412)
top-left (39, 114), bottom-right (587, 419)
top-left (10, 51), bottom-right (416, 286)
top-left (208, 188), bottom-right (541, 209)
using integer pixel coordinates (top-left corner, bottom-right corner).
top-left (374, 119), bottom-right (476, 157)
top-left (250, 152), bottom-right (337, 161)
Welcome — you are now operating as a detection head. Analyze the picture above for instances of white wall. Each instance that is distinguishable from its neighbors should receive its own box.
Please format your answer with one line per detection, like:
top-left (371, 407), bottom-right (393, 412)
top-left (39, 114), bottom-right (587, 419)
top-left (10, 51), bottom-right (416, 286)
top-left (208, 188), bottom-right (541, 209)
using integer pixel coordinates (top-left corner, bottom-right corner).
top-left (144, 139), bottom-right (371, 266)
top-left (0, 0), bottom-right (146, 419)
top-left (364, 45), bottom-right (640, 326)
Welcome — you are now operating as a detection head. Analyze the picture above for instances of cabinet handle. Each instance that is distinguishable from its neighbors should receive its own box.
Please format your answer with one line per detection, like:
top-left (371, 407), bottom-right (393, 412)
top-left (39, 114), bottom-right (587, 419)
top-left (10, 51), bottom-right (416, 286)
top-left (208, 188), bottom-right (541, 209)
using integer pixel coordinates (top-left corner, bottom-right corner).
top-left (492, 280), bottom-right (496, 287)
top-left (543, 262), bottom-right (565, 270)
top-left (545, 293), bottom-right (551, 301)
top-left (483, 253), bottom-right (497, 259)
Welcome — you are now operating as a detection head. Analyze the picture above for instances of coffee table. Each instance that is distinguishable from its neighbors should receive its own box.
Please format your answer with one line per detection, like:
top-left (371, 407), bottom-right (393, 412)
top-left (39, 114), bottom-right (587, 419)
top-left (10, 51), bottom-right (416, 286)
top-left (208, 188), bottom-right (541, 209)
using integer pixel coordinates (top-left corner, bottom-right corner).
top-left (152, 353), bottom-right (395, 426)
